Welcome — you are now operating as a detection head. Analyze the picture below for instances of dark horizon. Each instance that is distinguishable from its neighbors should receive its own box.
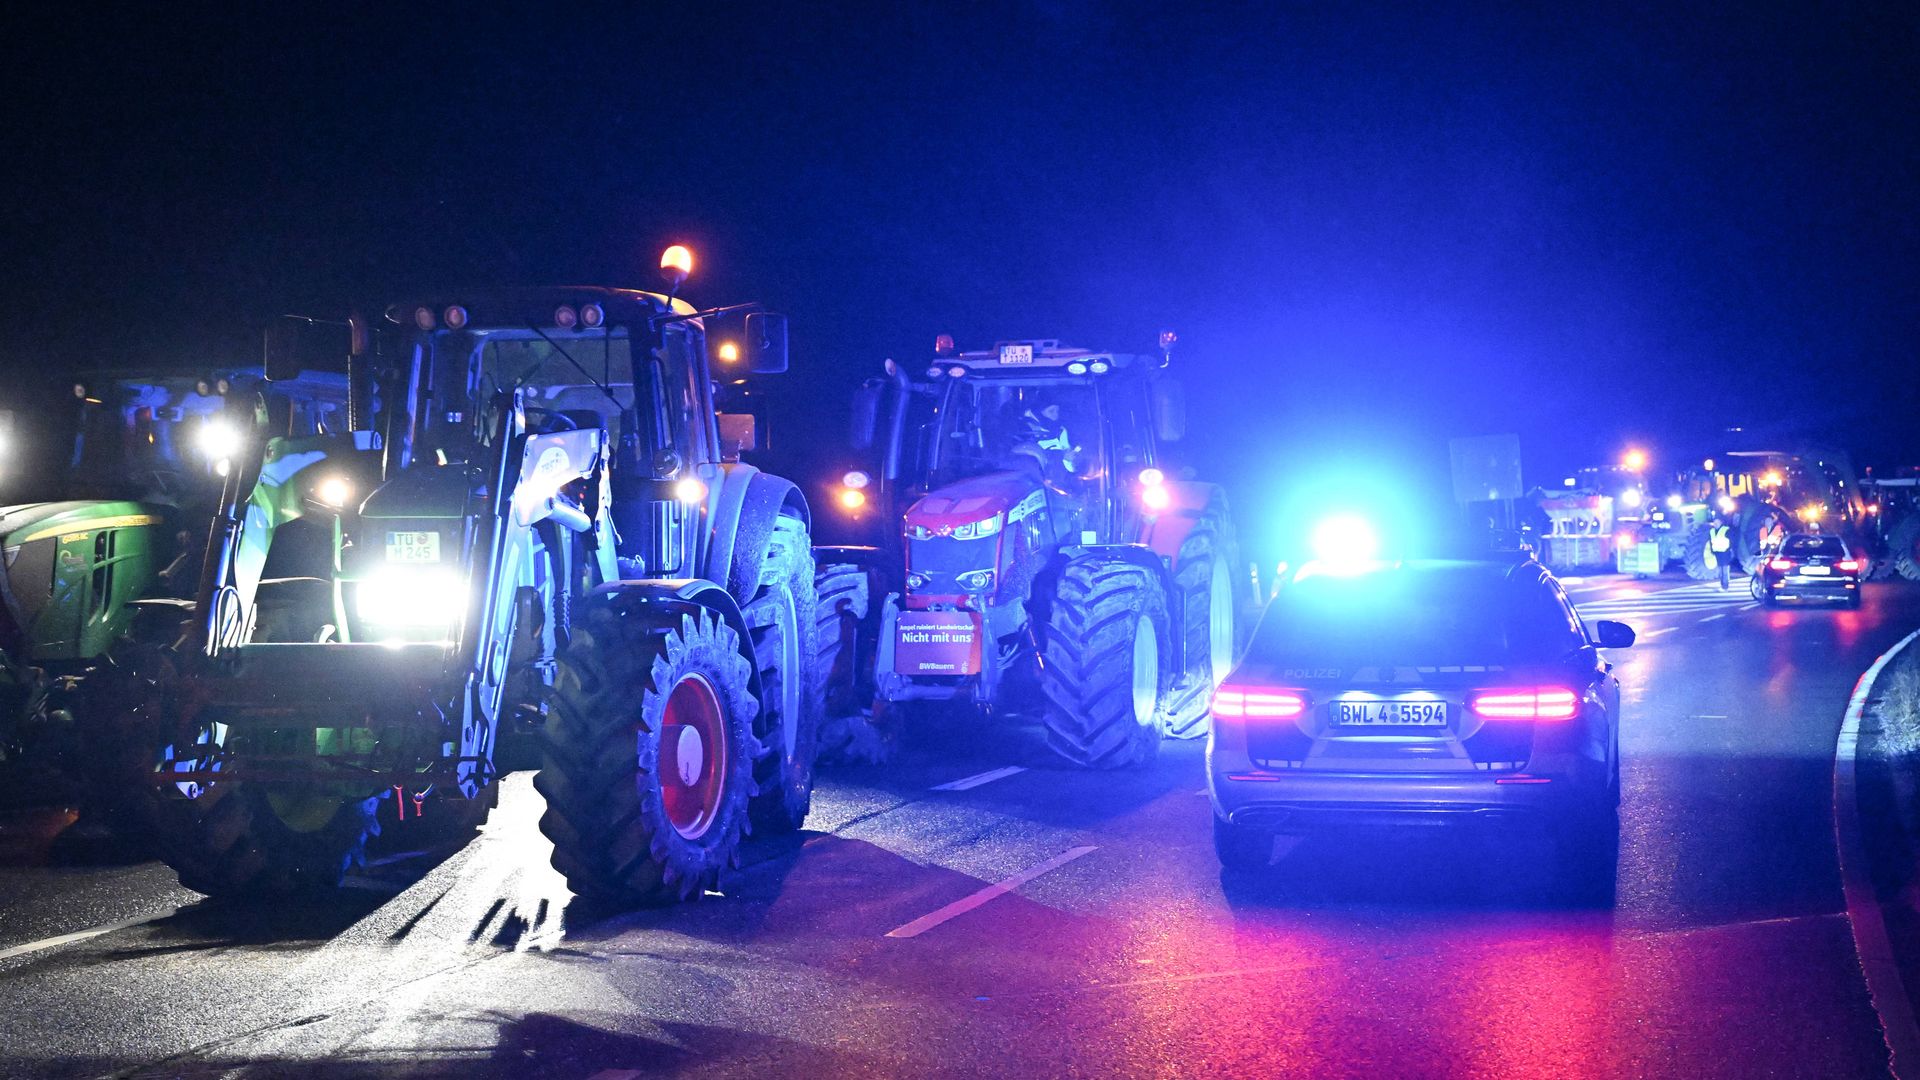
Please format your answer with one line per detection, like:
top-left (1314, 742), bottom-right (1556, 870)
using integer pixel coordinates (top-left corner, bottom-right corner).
top-left (5, 4), bottom-right (1916, 518)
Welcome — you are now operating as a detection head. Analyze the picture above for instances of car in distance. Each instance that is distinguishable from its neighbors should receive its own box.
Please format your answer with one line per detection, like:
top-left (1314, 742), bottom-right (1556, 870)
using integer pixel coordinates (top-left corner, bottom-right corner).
top-left (1755, 532), bottom-right (1863, 608)
top-left (1206, 556), bottom-right (1633, 901)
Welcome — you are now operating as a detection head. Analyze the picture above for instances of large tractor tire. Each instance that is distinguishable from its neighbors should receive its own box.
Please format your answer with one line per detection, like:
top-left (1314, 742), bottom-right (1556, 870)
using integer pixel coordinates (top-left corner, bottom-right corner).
top-left (813, 563), bottom-right (884, 762)
top-left (1039, 560), bottom-right (1171, 769)
top-left (1735, 503), bottom-right (1789, 574)
top-left (1681, 527), bottom-right (1718, 581)
top-left (146, 779), bottom-right (383, 897)
top-left (744, 515), bottom-right (823, 835)
top-left (536, 603), bottom-right (758, 905)
top-left (1889, 515), bottom-right (1920, 583)
top-left (1169, 503), bottom-right (1245, 739)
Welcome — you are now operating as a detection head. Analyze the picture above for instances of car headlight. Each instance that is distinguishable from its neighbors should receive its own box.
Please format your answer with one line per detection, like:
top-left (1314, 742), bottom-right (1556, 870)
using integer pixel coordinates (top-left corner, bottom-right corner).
top-left (956, 568), bottom-right (996, 592)
top-left (357, 569), bottom-right (469, 636)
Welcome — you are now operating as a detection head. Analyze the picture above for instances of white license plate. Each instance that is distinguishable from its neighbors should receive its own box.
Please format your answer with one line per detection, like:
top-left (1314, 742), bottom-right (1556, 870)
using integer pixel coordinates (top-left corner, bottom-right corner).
top-left (1799, 565), bottom-right (1831, 575)
top-left (386, 531), bottom-right (441, 563)
top-left (998, 344), bottom-right (1034, 365)
top-left (1331, 699), bottom-right (1449, 726)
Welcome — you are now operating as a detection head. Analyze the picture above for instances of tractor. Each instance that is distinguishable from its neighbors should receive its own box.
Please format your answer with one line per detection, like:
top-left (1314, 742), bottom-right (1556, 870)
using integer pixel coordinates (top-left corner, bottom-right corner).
top-left (0, 368), bottom-right (345, 803)
top-left (822, 336), bottom-right (1248, 769)
top-left (122, 258), bottom-right (850, 902)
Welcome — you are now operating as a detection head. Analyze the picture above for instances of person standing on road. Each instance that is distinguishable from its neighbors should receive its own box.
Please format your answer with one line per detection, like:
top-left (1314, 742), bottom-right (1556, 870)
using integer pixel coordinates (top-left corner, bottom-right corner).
top-left (1710, 519), bottom-right (1736, 589)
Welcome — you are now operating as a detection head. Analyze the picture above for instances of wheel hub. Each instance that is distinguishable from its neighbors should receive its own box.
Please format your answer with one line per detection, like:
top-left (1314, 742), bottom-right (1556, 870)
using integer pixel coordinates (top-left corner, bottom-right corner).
top-left (656, 672), bottom-right (728, 841)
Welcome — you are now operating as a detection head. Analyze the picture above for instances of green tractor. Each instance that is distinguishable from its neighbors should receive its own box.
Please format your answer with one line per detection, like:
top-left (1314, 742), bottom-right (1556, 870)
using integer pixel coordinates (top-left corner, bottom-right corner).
top-left (0, 370), bottom-right (345, 804)
top-left (125, 266), bottom-right (845, 903)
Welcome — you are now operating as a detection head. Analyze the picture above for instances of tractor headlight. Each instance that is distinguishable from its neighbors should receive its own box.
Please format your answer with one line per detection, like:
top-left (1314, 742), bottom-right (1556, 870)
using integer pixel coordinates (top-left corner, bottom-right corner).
top-left (316, 475), bottom-right (355, 509)
top-left (357, 569), bottom-right (469, 637)
top-left (950, 515), bottom-right (1003, 540)
top-left (197, 418), bottom-right (243, 461)
top-left (906, 570), bottom-right (933, 590)
top-left (956, 568), bottom-right (996, 593)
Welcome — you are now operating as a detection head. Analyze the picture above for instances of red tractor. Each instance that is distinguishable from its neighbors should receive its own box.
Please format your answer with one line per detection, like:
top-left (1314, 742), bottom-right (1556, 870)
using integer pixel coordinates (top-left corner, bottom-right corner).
top-left (822, 337), bottom-right (1248, 768)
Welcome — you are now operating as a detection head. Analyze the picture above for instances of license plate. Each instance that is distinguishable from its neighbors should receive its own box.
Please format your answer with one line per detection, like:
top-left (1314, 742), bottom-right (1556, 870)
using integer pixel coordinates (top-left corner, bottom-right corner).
top-left (1332, 699), bottom-right (1449, 726)
top-left (894, 611), bottom-right (982, 675)
top-left (1799, 565), bottom-right (1830, 575)
top-left (998, 344), bottom-right (1034, 365)
top-left (386, 531), bottom-right (441, 563)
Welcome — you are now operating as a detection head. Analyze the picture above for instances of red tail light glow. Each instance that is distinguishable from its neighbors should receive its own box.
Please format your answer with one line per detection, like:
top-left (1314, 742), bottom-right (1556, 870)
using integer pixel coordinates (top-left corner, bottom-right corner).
top-left (1212, 686), bottom-right (1309, 720)
top-left (1468, 687), bottom-right (1580, 721)
top-left (1768, 557), bottom-right (1793, 571)
top-left (1837, 559), bottom-right (1861, 572)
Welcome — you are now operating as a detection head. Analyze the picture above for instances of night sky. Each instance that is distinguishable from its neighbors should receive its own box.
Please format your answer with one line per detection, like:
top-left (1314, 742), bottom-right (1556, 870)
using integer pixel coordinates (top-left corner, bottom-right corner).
top-left (5, 4), bottom-right (1915, 542)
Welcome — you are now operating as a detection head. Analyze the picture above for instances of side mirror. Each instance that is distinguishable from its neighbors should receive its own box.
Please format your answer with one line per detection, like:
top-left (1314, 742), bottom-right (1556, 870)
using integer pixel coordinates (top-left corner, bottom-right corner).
top-left (849, 380), bottom-right (883, 451)
top-left (1594, 620), bottom-right (1636, 649)
top-left (744, 312), bottom-right (789, 374)
top-left (717, 412), bottom-right (758, 460)
top-left (264, 316), bottom-right (351, 381)
top-left (1150, 377), bottom-right (1187, 443)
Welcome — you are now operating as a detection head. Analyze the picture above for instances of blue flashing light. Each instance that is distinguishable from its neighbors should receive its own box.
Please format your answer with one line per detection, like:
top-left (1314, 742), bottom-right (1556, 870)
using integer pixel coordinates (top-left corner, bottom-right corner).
top-left (1311, 513), bottom-right (1380, 565)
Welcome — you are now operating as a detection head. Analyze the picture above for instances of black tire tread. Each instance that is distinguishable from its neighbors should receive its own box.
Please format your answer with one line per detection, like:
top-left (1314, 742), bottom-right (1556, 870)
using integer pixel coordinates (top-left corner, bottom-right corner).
top-left (1039, 560), bottom-right (1167, 769)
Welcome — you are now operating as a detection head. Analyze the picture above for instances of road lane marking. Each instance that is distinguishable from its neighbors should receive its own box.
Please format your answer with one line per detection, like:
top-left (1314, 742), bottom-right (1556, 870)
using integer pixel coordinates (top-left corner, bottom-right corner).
top-left (1740, 602), bottom-right (1759, 610)
top-left (0, 909), bottom-right (176, 964)
top-left (1701, 613), bottom-right (1727, 622)
top-left (1640, 626), bottom-right (1675, 637)
top-left (932, 765), bottom-right (1026, 791)
top-left (1834, 627), bottom-right (1920, 1078)
top-left (885, 845), bottom-right (1097, 939)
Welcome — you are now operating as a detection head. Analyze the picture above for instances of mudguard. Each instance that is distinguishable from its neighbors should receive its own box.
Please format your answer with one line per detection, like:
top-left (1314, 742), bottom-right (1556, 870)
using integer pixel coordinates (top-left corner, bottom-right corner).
top-left (705, 466), bottom-right (810, 609)
top-left (1137, 481), bottom-right (1225, 568)
top-left (586, 578), bottom-right (765, 704)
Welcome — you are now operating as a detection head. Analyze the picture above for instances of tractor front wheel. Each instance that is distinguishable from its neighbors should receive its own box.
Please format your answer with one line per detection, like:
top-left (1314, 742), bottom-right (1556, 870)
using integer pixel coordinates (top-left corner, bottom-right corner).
top-left (1039, 560), bottom-right (1170, 769)
top-left (536, 603), bottom-right (758, 905)
top-left (1170, 504), bottom-right (1244, 739)
top-left (145, 770), bottom-right (383, 896)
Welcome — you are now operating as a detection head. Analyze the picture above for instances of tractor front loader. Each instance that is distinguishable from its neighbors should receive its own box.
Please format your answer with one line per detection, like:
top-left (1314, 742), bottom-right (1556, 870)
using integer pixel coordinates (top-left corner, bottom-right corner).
top-left (129, 266), bottom-right (831, 903)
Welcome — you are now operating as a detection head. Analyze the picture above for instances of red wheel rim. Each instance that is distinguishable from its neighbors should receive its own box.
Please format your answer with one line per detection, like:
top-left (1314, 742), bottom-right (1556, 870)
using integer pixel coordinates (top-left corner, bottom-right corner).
top-left (656, 672), bottom-right (728, 840)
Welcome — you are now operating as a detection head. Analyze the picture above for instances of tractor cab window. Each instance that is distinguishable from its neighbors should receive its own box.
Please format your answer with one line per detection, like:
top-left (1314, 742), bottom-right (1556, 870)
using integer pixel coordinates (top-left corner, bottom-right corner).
top-left (1103, 378), bottom-right (1156, 476)
top-left (932, 381), bottom-right (1103, 493)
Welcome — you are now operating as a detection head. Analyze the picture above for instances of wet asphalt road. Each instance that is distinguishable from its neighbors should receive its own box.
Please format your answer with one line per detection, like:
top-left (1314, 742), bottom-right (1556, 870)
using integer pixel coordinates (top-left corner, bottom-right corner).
top-left (2, 575), bottom-right (1919, 1078)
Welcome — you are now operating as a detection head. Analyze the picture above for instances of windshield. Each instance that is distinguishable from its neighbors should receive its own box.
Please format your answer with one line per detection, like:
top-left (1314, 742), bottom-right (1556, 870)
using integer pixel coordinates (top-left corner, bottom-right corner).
top-left (1782, 535), bottom-right (1846, 557)
top-left (1251, 566), bottom-right (1582, 667)
top-left (930, 380), bottom-right (1102, 487)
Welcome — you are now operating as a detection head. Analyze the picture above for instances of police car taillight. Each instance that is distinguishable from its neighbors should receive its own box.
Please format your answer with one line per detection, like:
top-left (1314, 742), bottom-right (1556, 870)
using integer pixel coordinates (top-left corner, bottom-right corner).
top-left (1468, 687), bottom-right (1580, 722)
top-left (1211, 686), bottom-right (1308, 721)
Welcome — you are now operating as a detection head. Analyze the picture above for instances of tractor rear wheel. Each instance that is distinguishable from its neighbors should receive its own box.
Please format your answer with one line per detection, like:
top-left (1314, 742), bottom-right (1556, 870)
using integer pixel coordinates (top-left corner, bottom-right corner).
top-left (1170, 504), bottom-right (1243, 739)
top-left (1681, 526), bottom-right (1717, 581)
top-left (1890, 515), bottom-right (1920, 583)
top-left (536, 603), bottom-right (758, 905)
top-left (1039, 560), bottom-right (1170, 769)
top-left (746, 515), bottom-right (823, 835)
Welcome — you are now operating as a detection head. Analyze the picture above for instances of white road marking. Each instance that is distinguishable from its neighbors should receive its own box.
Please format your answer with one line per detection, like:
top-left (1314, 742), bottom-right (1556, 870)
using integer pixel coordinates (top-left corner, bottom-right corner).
top-left (932, 765), bottom-right (1026, 791)
top-left (886, 845), bottom-right (1097, 939)
top-left (0, 909), bottom-right (176, 964)
top-left (1834, 627), bottom-right (1920, 1077)
top-left (1740, 602), bottom-right (1759, 610)
top-left (1641, 626), bottom-right (1675, 637)
top-left (1700, 613), bottom-right (1727, 622)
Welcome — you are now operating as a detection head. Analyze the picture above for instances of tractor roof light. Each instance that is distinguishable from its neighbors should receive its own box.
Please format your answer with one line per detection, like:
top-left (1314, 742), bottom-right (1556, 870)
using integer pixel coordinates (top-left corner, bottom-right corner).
top-left (1089, 360), bottom-right (1110, 374)
top-left (553, 305), bottom-right (578, 330)
top-left (214, 377), bottom-right (231, 395)
top-left (660, 244), bottom-right (694, 277)
top-left (579, 303), bottom-right (604, 328)
top-left (946, 366), bottom-right (967, 379)
top-left (926, 365), bottom-right (945, 378)
top-left (935, 333), bottom-right (957, 356)
top-left (1067, 362), bottom-right (1089, 375)
top-left (1138, 467), bottom-right (1165, 487)
top-left (443, 305), bottom-right (469, 330)
top-left (1623, 449), bottom-right (1648, 472)
top-left (413, 306), bottom-right (437, 331)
